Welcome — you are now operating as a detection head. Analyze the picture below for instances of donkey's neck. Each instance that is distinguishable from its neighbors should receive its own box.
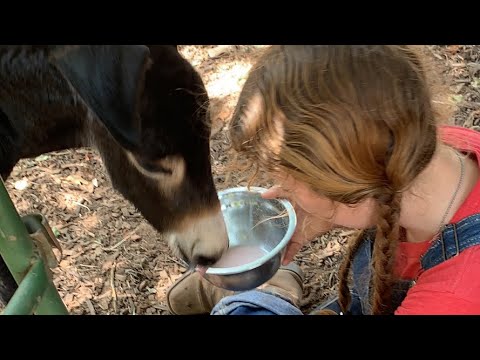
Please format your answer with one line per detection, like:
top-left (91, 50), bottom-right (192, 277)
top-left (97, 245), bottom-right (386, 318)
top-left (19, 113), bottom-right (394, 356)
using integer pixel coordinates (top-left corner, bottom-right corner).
top-left (18, 114), bottom-right (87, 159)
top-left (0, 104), bottom-right (87, 179)
top-left (0, 46), bottom-right (91, 178)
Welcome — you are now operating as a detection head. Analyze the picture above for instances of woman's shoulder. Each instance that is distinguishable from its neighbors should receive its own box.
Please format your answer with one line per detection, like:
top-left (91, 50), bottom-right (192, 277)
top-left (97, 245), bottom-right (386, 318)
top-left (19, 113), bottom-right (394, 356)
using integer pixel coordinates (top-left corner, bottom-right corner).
top-left (439, 125), bottom-right (480, 152)
top-left (395, 245), bottom-right (480, 314)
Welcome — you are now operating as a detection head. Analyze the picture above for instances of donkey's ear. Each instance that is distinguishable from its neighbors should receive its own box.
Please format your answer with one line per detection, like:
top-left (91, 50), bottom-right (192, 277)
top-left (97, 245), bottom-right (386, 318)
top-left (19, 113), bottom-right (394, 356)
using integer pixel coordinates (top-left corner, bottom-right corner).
top-left (50, 45), bottom-right (150, 151)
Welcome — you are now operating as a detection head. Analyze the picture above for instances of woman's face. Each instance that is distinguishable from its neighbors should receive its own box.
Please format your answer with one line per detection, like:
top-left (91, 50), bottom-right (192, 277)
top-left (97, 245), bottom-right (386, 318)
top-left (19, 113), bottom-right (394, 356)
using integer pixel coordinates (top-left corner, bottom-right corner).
top-left (277, 175), bottom-right (378, 230)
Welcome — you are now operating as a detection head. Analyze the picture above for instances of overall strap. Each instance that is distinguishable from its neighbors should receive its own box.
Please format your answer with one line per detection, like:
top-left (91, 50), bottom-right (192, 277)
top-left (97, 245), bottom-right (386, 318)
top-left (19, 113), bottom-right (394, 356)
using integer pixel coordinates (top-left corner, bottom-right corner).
top-left (420, 213), bottom-right (480, 271)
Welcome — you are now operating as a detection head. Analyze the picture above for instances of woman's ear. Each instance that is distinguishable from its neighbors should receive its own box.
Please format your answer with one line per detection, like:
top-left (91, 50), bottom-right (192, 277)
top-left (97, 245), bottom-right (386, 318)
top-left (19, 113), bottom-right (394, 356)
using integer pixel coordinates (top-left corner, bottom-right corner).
top-left (230, 93), bottom-right (265, 151)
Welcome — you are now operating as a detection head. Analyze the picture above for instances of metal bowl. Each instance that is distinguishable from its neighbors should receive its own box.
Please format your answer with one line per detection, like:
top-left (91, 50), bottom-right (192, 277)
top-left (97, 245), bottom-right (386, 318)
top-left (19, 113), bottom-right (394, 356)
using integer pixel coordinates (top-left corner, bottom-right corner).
top-left (203, 186), bottom-right (297, 291)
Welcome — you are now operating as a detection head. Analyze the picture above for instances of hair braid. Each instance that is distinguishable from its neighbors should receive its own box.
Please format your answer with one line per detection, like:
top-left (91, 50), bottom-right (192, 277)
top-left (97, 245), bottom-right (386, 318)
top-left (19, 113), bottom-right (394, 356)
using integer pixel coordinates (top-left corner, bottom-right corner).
top-left (337, 230), bottom-right (366, 314)
top-left (371, 191), bottom-right (402, 314)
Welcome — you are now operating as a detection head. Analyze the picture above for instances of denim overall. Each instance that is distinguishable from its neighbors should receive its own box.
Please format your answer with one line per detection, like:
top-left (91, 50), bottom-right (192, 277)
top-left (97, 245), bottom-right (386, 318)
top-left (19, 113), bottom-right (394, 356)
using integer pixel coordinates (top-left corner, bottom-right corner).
top-left (211, 213), bottom-right (480, 315)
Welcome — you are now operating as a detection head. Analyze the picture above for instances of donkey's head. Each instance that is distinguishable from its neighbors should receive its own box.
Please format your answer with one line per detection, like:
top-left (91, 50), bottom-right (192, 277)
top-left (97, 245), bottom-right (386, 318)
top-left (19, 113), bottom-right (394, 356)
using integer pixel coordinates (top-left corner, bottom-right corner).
top-left (50, 45), bottom-right (228, 267)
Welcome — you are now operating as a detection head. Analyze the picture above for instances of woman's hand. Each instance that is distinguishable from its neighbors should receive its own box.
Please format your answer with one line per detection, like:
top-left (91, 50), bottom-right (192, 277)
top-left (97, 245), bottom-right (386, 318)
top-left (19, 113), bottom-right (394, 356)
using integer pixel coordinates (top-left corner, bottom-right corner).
top-left (261, 185), bottom-right (334, 265)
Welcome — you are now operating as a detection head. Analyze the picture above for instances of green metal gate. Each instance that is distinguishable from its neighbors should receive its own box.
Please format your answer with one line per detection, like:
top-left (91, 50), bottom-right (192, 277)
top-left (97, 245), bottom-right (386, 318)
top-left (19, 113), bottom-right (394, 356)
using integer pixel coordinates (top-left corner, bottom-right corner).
top-left (0, 177), bottom-right (68, 315)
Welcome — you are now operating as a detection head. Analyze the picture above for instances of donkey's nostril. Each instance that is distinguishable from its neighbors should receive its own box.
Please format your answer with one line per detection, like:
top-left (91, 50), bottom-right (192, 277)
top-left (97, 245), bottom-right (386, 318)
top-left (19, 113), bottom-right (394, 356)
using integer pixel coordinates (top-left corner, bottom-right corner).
top-left (194, 255), bottom-right (219, 267)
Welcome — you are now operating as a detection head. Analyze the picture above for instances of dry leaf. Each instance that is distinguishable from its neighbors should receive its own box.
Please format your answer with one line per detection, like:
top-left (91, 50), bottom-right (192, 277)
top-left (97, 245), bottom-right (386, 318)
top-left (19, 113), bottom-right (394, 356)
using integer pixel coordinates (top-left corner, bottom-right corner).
top-left (447, 45), bottom-right (460, 54)
top-left (14, 178), bottom-right (28, 190)
top-left (139, 280), bottom-right (147, 291)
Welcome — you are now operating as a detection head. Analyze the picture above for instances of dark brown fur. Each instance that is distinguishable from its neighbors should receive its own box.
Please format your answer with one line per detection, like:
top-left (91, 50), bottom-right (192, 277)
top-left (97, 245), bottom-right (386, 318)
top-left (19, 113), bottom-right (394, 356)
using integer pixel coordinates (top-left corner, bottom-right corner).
top-left (0, 45), bottom-right (226, 306)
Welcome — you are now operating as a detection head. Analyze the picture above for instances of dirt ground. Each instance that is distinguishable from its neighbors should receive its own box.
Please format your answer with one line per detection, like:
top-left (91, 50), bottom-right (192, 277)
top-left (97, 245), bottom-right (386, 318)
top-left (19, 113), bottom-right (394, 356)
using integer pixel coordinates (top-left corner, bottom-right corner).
top-left (3, 45), bottom-right (480, 315)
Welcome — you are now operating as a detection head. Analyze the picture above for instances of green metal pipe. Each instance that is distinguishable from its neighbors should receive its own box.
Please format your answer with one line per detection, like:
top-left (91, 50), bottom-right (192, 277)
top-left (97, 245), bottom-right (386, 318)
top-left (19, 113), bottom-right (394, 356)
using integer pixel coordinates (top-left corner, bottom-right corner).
top-left (35, 281), bottom-right (69, 315)
top-left (1, 259), bottom-right (47, 315)
top-left (0, 178), bottom-right (35, 284)
top-left (0, 178), bottom-right (69, 315)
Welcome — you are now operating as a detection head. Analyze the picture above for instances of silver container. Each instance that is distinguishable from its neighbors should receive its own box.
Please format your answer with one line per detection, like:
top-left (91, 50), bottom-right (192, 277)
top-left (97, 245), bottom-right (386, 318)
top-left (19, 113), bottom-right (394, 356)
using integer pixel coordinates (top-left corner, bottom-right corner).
top-left (203, 187), bottom-right (297, 291)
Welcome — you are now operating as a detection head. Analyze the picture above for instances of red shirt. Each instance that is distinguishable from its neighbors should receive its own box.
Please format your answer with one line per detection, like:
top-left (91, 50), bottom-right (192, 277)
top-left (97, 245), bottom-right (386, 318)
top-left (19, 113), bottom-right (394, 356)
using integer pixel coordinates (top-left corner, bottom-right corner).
top-left (394, 125), bottom-right (480, 315)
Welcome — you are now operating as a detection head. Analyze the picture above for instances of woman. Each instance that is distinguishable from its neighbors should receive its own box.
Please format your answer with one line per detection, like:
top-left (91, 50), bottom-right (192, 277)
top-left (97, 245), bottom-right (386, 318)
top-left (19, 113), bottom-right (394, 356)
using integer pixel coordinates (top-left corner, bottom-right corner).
top-left (166, 45), bottom-right (480, 315)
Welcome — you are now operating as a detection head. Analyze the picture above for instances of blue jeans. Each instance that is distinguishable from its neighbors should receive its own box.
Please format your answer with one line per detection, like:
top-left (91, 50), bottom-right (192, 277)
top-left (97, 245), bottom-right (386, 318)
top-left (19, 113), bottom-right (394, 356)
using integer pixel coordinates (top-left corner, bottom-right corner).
top-left (210, 289), bottom-right (364, 315)
top-left (211, 213), bottom-right (480, 315)
top-left (211, 289), bottom-right (303, 315)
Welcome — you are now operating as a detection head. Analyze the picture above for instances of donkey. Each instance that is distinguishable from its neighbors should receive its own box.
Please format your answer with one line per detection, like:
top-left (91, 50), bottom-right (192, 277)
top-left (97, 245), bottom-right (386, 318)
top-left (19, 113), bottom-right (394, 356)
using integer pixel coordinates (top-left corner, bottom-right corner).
top-left (0, 45), bottom-right (228, 306)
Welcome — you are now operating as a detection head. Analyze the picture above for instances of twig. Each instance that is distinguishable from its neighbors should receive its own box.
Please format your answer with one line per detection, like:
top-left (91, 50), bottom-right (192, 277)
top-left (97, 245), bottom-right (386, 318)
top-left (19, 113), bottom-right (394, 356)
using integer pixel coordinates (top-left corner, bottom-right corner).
top-left (328, 270), bottom-right (337, 287)
top-left (96, 290), bottom-right (112, 300)
top-left (61, 163), bottom-right (89, 169)
top-left (128, 298), bottom-right (136, 315)
top-left (84, 230), bottom-right (95, 238)
top-left (73, 201), bottom-right (90, 211)
top-left (27, 193), bottom-right (40, 202)
top-left (85, 299), bottom-right (96, 315)
top-left (460, 101), bottom-right (480, 109)
top-left (251, 210), bottom-right (289, 230)
top-left (104, 238), bottom-right (129, 252)
top-left (308, 243), bottom-right (339, 261)
top-left (207, 45), bottom-right (235, 58)
top-left (432, 100), bottom-right (454, 105)
top-left (109, 293), bottom-right (136, 299)
top-left (110, 261), bottom-right (117, 313)
top-left (296, 258), bottom-right (316, 265)
top-left (166, 255), bottom-right (189, 268)
top-left (125, 269), bottom-right (140, 276)
top-left (103, 230), bottom-right (137, 251)
top-left (463, 110), bottom-right (480, 128)
top-left (308, 244), bottom-right (324, 260)
top-left (340, 230), bottom-right (360, 237)
top-left (310, 251), bottom-right (323, 260)
top-left (165, 270), bottom-right (174, 284)
top-left (50, 150), bottom-right (72, 156)
top-left (78, 264), bottom-right (98, 268)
